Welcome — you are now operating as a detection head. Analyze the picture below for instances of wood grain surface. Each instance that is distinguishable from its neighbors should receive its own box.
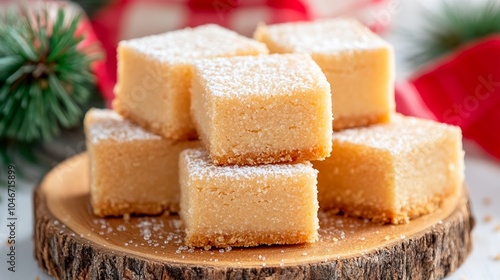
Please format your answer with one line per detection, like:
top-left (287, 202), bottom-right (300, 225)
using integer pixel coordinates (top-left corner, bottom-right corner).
top-left (34, 153), bottom-right (474, 279)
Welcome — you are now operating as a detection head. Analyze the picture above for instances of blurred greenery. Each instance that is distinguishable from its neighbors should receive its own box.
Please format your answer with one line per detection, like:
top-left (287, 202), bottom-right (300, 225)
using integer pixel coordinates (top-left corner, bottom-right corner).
top-left (408, 0), bottom-right (500, 67)
top-left (0, 3), bottom-right (104, 184)
top-left (69, 0), bottom-right (114, 18)
top-left (0, 85), bottom-right (105, 187)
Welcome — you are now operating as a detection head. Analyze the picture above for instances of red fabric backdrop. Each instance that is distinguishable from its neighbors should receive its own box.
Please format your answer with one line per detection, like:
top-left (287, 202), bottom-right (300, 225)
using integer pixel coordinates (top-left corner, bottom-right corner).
top-left (82, 0), bottom-right (500, 160)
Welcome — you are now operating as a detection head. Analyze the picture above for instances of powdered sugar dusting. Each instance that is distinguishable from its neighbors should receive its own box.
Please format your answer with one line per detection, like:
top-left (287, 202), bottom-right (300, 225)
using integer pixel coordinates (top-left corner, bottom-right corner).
top-left (333, 115), bottom-right (461, 154)
top-left (182, 148), bottom-right (317, 179)
top-left (81, 205), bottom-right (425, 263)
top-left (192, 53), bottom-right (329, 97)
top-left (120, 24), bottom-right (268, 63)
top-left (258, 18), bottom-right (389, 54)
top-left (91, 216), bottom-right (185, 252)
top-left (85, 109), bottom-right (162, 143)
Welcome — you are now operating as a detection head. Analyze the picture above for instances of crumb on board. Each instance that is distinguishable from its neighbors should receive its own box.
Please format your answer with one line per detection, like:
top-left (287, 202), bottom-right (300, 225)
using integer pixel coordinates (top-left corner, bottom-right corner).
top-left (494, 254), bottom-right (500, 261)
top-left (162, 211), bottom-right (171, 217)
top-left (484, 215), bottom-right (492, 223)
top-left (495, 225), bottom-right (500, 232)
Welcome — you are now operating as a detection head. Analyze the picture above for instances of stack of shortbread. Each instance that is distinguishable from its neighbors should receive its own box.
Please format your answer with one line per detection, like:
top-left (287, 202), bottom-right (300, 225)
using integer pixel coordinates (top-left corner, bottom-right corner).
top-left (85, 24), bottom-right (268, 218)
top-left (84, 19), bottom-right (464, 249)
top-left (254, 19), bottom-right (464, 224)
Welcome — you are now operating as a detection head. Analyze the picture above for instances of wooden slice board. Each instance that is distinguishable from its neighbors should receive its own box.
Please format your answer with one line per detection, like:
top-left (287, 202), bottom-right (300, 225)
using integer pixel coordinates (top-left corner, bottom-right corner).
top-left (34, 153), bottom-right (474, 280)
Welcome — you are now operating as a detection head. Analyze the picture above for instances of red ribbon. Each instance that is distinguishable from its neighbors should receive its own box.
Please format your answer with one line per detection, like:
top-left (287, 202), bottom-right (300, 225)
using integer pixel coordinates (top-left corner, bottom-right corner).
top-left (411, 36), bottom-right (500, 160)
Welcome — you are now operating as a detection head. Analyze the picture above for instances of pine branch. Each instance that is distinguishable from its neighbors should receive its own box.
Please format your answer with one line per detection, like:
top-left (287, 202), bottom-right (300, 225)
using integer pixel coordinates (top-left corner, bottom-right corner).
top-left (0, 4), bottom-right (98, 143)
top-left (407, 0), bottom-right (500, 67)
top-left (0, 82), bottom-right (105, 182)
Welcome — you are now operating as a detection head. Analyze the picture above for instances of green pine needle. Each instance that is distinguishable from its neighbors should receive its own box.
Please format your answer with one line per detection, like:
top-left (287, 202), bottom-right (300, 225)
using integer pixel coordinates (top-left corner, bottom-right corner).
top-left (0, 4), bottom-right (98, 143)
top-left (408, 0), bottom-right (500, 67)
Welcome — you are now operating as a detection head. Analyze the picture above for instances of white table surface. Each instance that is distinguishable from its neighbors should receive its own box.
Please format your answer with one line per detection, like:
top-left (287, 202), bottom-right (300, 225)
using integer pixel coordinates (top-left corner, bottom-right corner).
top-left (1, 1), bottom-right (499, 279)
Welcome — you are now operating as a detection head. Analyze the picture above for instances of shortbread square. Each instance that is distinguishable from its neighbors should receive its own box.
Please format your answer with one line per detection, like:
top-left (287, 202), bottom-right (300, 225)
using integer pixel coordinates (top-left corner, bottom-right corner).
top-left (179, 149), bottom-right (319, 248)
top-left (190, 53), bottom-right (333, 166)
top-left (313, 115), bottom-right (464, 224)
top-left (114, 24), bottom-right (268, 141)
top-left (254, 18), bottom-right (395, 130)
top-left (84, 109), bottom-right (201, 217)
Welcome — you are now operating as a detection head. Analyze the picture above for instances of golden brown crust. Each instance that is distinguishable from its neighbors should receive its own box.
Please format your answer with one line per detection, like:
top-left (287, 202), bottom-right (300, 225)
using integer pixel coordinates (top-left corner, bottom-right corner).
top-left (185, 231), bottom-right (318, 248)
top-left (210, 145), bottom-right (331, 166)
top-left (92, 199), bottom-right (179, 218)
top-left (113, 100), bottom-right (198, 141)
top-left (320, 188), bottom-right (459, 225)
top-left (333, 112), bottom-right (391, 131)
